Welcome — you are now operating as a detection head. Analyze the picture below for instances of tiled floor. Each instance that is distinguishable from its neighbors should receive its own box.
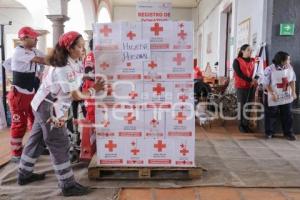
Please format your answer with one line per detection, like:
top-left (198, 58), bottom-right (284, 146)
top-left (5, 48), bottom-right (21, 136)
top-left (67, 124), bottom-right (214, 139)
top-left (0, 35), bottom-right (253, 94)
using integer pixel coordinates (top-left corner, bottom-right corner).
top-left (1, 124), bottom-right (300, 200)
top-left (119, 187), bottom-right (300, 200)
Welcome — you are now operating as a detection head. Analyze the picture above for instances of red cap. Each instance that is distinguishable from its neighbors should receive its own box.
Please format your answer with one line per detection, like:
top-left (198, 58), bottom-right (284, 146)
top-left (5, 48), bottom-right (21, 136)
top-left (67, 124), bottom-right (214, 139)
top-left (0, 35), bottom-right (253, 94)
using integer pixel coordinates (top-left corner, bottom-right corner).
top-left (18, 26), bottom-right (40, 39)
top-left (58, 31), bottom-right (81, 49)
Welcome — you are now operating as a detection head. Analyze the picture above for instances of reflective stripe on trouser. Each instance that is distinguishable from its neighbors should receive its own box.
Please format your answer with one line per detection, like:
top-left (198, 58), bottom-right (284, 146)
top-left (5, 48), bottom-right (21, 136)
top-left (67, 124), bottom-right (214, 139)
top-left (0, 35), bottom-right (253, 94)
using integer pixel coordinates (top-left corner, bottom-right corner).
top-left (18, 98), bottom-right (75, 188)
top-left (8, 88), bottom-right (34, 157)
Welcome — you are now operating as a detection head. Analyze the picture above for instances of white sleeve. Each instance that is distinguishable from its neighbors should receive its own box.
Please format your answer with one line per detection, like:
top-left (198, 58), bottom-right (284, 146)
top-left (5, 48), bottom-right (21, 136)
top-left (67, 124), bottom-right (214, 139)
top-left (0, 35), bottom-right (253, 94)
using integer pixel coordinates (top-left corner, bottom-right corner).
top-left (3, 58), bottom-right (12, 72)
top-left (55, 67), bottom-right (79, 93)
top-left (14, 47), bottom-right (35, 64)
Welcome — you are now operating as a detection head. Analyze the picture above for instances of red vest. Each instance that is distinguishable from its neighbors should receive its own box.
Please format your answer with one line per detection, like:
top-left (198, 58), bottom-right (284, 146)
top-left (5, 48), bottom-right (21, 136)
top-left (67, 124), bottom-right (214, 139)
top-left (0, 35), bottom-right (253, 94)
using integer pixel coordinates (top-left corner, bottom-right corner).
top-left (234, 57), bottom-right (255, 89)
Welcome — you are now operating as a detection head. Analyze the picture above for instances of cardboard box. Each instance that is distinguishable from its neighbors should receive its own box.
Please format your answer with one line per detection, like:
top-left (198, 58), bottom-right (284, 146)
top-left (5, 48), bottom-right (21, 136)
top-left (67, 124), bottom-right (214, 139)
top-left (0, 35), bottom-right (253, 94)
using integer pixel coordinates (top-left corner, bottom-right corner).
top-left (95, 52), bottom-right (143, 81)
top-left (94, 23), bottom-right (121, 52)
top-left (172, 21), bottom-right (193, 51)
top-left (123, 139), bottom-right (146, 166)
top-left (144, 109), bottom-right (166, 138)
top-left (121, 22), bottom-right (142, 41)
top-left (96, 106), bottom-right (144, 138)
top-left (143, 52), bottom-right (165, 81)
top-left (172, 81), bottom-right (194, 107)
top-left (145, 139), bottom-right (174, 166)
top-left (173, 139), bottom-right (195, 167)
top-left (166, 109), bottom-right (195, 138)
top-left (142, 21), bottom-right (173, 51)
top-left (143, 81), bottom-right (173, 107)
top-left (99, 80), bottom-right (144, 104)
top-left (164, 51), bottom-right (193, 81)
top-left (96, 138), bottom-right (124, 166)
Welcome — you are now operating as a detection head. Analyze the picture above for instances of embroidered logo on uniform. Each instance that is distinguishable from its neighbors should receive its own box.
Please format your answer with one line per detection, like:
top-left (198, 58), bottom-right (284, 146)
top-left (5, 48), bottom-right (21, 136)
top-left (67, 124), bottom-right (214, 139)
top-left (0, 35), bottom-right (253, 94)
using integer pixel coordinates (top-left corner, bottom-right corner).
top-left (12, 114), bottom-right (21, 122)
top-left (67, 71), bottom-right (76, 82)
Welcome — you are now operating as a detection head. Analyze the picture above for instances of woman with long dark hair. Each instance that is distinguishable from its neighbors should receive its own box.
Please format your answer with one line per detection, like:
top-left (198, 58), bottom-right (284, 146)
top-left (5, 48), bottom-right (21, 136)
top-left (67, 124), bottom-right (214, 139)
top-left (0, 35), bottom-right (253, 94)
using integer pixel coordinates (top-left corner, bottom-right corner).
top-left (263, 51), bottom-right (297, 140)
top-left (17, 31), bottom-right (105, 196)
top-left (233, 44), bottom-right (258, 133)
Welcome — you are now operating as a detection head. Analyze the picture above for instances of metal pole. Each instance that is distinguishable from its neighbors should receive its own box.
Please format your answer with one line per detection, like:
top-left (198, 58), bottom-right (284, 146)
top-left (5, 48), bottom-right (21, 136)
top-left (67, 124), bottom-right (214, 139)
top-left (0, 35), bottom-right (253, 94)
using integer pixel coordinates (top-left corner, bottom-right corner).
top-left (1, 24), bottom-right (7, 121)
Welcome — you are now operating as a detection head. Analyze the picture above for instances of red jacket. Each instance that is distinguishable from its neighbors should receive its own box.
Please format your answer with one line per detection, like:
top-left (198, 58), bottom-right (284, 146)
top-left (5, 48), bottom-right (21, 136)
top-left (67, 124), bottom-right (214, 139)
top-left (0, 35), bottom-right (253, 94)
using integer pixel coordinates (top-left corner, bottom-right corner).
top-left (234, 57), bottom-right (255, 89)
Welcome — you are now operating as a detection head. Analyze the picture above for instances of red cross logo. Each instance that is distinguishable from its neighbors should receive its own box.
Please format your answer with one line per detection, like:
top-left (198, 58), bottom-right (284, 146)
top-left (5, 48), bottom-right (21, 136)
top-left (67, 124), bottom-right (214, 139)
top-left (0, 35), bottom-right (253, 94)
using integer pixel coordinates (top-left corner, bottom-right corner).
top-left (101, 119), bottom-right (110, 128)
top-left (276, 77), bottom-right (289, 91)
top-left (100, 25), bottom-right (112, 37)
top-left (177, 30), bottom-right (187, 40)
top-left (180, 144), bottom-right (189, 156)
top-left (175, 112), bottom-right (187, 124)
top-left (148, 60), bottom-right (158, 69)
top-left (105, 140), bottom-right (117, 152)
top-left (154, 140), bottom-right (166, 152)
top-left (131, 148), bottom-right (140, 155)
top-left (179, 95), bottom-right (189, 102)
top-left (151, 23), bottom-right (163, 36)
top-left (173, 53), bottom-right (186, 66)
top-left (129, 91), bottom-right (138, 99)
top-left (153, 83), bottom-right (165, 95)
top-left (150, 118), bottom-right (159, 128)
top-left (127, 31), bottom-right (136, 40)
top-left (67, 71), bottom-right (75, 82)
top-left (124, 113), bottom-right (136, 124)
top-left (100, 62), bottom-right (109, 70)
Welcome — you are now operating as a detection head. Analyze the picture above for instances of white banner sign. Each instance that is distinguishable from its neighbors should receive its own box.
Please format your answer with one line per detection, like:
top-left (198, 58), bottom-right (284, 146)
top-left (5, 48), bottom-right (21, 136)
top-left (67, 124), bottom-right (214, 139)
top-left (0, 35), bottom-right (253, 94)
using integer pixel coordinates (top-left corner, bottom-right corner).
top-left (136, 1), bottom-right (172, 22)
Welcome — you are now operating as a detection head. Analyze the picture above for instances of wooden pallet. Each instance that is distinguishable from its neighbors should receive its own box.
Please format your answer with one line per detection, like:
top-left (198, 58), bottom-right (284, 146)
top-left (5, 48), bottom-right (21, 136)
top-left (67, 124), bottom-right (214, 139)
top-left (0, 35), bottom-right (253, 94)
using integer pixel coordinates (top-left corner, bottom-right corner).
top-left (88, 156), bottom-right (204, 180)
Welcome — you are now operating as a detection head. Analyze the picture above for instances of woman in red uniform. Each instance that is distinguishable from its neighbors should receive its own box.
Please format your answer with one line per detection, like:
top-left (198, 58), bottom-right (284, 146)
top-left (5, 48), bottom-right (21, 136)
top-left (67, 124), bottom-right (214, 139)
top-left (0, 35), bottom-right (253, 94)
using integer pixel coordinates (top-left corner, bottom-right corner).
top-left (233, 44), bottom-right (258, 133)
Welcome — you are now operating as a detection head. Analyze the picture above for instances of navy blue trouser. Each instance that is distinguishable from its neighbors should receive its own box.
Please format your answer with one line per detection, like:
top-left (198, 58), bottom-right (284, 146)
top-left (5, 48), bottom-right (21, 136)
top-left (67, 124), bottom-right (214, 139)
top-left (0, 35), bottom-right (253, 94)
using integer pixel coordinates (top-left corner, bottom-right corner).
top-left (264, 95), bottom-right (294, 137)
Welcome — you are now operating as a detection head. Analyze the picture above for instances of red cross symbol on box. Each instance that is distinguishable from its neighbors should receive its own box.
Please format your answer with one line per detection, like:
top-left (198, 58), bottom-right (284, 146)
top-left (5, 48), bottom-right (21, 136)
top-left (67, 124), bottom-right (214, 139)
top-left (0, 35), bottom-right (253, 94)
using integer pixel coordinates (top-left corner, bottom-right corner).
top-left (175, 112), bottom-right (187, 124)
top-left (105, 140), bottom-right (117, 152)
top-left (151, 23), bottom-right (163, 36)
top-left (173, 53), bottom-right (186, 66)
top-left (100, 25), bottom-right (112, 37)
top-left (148, 60), bottom-right (158, 69)
top-left (150, 118), bottom-right (159, 128)
top-left (129, 91), bottom-right (138, 99)
top-left (101, 119), bottom-right (110, 128)
top-left (100, 62), bottom-right (109, 70)
top-left (154, 140), bottom-right (166, 152)
top-left (180, 144), bottom-right (189, 156)
top-left (124, 113), bottom-right (136, 124)
top-left (179, 95), bottom-right (189, 102)
top-left (276, 77), bottom-right (289, 91)
top-left (177, 30), bottom-right (187, 40)
top-left (131, 148), bottom-right (140, 155)
top-left (127, 31), bottom-right (136, 40)
top-left (153, 83), bottom-right (165, 95)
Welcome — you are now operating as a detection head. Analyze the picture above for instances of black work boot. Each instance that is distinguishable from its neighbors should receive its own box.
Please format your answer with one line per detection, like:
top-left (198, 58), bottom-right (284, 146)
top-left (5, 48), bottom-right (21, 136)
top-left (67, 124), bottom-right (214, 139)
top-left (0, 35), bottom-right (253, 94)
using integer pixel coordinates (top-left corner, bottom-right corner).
top-left (62, 182), bottom-right (90, 197)
top-left (17, 173), bottom-right (46, 185)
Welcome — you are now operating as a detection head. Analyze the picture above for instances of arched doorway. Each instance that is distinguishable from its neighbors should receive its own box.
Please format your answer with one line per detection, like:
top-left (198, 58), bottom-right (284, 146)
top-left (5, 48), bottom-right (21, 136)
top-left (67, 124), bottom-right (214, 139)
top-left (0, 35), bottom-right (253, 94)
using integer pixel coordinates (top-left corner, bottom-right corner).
top-left (97, 3), bottom-right (112, 23)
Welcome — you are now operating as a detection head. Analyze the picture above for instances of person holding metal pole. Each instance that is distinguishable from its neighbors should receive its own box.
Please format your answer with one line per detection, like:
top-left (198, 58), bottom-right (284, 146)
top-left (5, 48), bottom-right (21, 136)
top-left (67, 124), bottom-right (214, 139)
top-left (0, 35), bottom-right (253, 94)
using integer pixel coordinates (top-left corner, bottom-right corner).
top-left (233, 44), bottom-right (258, 133)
